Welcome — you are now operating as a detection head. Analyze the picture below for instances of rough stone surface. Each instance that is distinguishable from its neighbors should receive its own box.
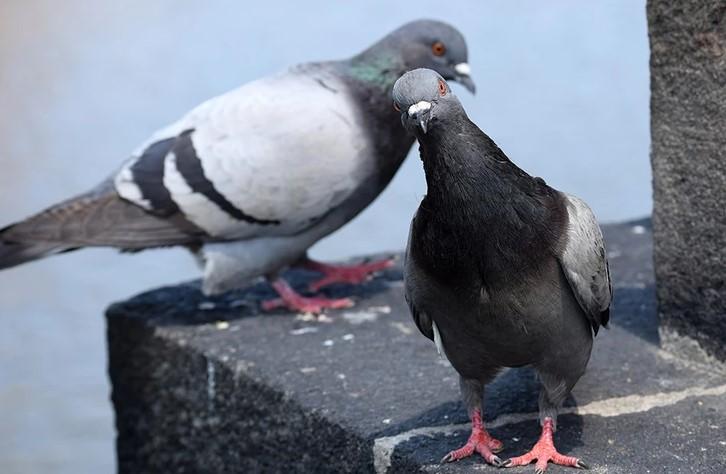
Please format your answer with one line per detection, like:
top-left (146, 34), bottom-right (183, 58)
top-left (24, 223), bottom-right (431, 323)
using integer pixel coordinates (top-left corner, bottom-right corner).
top-left (648, 0), bottom-right (726, 361)
top-left (107, 220), bottom-right (726, 473)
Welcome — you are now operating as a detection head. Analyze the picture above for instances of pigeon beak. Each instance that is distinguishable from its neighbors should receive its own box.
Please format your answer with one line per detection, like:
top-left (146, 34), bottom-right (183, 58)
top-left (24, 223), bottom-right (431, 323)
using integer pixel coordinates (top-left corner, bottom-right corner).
top-left (408, 101), bottom-right (432, 134)
top-left (454, 63), bottom-right (476, 94)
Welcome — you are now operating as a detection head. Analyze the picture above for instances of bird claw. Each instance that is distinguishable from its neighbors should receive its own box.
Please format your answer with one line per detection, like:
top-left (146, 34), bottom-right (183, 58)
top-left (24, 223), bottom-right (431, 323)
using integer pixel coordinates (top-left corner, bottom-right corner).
top-left (261, 294), bottom-right (354, 313)
top-left (504, 419), bottom-right (585, 472)
top-left (530, 458), bottom-right (587, 473)
top-left (304, 257), bottom-right (395, 291)
top-left (440, 441), bottom-right (502, 465)
top-left (440, 451), bottom-right (501, 466)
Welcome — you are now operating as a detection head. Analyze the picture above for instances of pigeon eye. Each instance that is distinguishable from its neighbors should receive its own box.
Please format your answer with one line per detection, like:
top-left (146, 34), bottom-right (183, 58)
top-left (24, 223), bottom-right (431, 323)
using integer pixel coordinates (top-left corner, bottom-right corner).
top-left (393, 101), bottom-right (401, 112)
top-left (438, 80), bottom-right (447, 96)
top-left (432, 41), bottom-right (446, 57)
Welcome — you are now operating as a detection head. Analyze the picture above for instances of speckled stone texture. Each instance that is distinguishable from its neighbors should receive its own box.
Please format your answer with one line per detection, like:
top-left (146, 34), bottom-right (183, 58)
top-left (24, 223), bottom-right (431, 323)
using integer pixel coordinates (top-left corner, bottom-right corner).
top-left (648, 0), bottom-right (726, 361)
top-left (107, 221), bottom-right (726, 473)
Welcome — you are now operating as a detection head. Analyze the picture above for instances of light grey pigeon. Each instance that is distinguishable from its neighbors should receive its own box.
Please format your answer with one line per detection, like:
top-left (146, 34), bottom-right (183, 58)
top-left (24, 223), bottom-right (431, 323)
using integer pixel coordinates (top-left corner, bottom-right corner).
top-left (0, 20), bottom-right (475, 313)
top-left (393, 69), bottom-right (611, 472)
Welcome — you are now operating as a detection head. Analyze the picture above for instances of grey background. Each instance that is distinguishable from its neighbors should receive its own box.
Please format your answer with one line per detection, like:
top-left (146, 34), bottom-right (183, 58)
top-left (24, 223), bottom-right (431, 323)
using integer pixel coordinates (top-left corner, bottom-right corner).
top-left (0, 1), bottom-right (649, 473)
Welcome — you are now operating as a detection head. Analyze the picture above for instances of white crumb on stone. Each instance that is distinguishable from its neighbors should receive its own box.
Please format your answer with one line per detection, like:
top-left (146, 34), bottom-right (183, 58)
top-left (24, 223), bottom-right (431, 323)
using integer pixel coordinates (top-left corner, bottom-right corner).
top-left (632, 225), bottom-right (646, 234)
top-left (300, 367), bottom-right (317, 374)
top-left (296, 313), bottom-right (317, 322)
top-left (198, 302), bottom-right (216, 310)
top-left (390, 322), bottom-right (413, 335)
top-left (343, 311), bottom-right (379, 324)
top-left (719, 441), bottom-right (726, 446)
top-left (290, 327), bottom-right (318, 335)
top-left (318, 314), bottom-right (333, 323)
top-left (337, 373), bottom-right (346, 380)
top-left (342, 333), bottom-right (355, 341)
top-left (323, 339), bottom-right (334, 347)
top-left (215, 321), bottom-right (229, 330)
top-left (382, 418), bottom-right (391, 424)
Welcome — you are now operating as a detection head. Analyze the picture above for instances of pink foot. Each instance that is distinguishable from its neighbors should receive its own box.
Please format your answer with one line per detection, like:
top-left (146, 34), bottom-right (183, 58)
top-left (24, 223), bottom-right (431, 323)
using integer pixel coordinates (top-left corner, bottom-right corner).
top-left (300, 257), bottom-right (395, 292)
top-left (441, 410), bottom-right (504, 466)
top-left (261, 278), bottom-right (353, 313)
top-left (504, 418), bottom-right (587, 473)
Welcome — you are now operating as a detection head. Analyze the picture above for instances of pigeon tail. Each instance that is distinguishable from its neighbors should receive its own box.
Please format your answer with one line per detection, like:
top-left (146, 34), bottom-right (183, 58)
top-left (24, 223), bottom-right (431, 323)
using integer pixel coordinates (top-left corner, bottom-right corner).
top-left (0, 239), bottom-right (71, 270)
top-left (0, 180), bottom-right (202, 270)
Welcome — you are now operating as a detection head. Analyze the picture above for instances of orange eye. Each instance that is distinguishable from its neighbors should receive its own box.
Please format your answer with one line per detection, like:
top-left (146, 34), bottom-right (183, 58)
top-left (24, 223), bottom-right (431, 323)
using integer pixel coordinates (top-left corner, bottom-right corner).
top-left (393, 101), bottom-right (401, 112)
top-left (438, 79), bottom-right (447, 96)
top-left (432, 41), bottom-right (446, 56)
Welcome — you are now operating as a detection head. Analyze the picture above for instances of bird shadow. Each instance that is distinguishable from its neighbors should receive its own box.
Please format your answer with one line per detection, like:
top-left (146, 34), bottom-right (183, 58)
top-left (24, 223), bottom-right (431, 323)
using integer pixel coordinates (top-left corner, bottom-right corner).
top-left (106, 255), bottom-right (403, 326)
top-left (610, 284), bottom-right (658, 345)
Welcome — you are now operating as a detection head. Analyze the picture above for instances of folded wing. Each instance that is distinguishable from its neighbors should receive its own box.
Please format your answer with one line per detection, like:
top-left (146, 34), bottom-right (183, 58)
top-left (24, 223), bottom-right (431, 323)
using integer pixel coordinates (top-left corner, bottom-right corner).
top-left (557, 193), bottom-right (612, 334)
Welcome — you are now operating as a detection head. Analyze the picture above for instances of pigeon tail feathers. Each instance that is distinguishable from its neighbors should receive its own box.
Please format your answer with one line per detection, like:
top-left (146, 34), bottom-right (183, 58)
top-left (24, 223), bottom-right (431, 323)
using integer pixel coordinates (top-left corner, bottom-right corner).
top-left (0, 239), bottom-right (71, 270)
top-left (0, 180), bottom-right (203, 270)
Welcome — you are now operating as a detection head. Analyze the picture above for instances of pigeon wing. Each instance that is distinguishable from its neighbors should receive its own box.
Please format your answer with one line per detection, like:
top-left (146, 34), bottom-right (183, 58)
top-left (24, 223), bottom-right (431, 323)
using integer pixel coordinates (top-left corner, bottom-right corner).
top-left (556, 193), bottom-right (612, 334)
top-left (403, 212), bottom-right (435, 341)
top-left (115, 65), bottom-right (370, 241)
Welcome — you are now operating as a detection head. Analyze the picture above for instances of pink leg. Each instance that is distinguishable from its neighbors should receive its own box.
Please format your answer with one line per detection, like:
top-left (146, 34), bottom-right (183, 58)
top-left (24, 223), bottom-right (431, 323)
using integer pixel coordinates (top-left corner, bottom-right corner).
top-left (441, 410), bottom-right (504, 466)
top-left (261, 278), bottom-right (354, 313)
top-left (299, 257), bottom-right (395, 292)
top-left (504, 418), bottom-right (587, 473)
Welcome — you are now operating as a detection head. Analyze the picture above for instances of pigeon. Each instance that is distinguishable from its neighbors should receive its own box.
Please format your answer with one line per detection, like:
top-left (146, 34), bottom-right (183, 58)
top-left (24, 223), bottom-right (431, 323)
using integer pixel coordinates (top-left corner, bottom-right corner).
top-left (0, 20), bottom-right (475, 314)
top-left (394, 69), bottom-right (611, 472)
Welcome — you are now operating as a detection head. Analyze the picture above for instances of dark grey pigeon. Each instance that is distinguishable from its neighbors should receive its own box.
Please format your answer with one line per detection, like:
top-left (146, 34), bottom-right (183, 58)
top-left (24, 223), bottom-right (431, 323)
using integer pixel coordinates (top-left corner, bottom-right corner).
top-left (394, 69), bottom-right (611, 472)
top-left (0, 20), bottom-right (475, 314)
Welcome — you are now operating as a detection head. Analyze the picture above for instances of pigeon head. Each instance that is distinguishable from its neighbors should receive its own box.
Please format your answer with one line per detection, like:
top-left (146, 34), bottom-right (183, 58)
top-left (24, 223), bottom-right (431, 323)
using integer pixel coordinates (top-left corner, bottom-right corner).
top-left (356, 19), bottom-right (475, 94)
top-left (392, 68), bottom-right (463, 135)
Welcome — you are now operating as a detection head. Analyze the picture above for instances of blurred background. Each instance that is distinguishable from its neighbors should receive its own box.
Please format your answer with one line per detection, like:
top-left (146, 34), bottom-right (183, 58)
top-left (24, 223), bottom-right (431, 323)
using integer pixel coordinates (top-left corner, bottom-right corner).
top-left (0, 1), bottom-right (649, 472)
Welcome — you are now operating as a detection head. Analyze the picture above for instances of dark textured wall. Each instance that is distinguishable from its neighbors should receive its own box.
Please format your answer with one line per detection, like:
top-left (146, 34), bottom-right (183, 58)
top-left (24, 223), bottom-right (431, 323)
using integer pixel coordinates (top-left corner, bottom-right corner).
top-left (648, 0), bottom-right (726, 360)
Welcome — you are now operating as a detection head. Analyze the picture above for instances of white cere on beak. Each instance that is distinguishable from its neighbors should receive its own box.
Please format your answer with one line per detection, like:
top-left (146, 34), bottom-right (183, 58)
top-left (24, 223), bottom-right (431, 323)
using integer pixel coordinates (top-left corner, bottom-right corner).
top-left (407, 101), bottom-right (432, 117)
top-left (454, 62), bottom-right (471, 76)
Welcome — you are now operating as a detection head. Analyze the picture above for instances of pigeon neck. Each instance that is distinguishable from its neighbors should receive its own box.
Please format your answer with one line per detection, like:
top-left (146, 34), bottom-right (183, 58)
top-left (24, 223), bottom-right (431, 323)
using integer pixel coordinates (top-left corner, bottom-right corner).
top-left (418, 120), bottom-right (514, 218)
top-left (347, 48), bottom-right (406, 91)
